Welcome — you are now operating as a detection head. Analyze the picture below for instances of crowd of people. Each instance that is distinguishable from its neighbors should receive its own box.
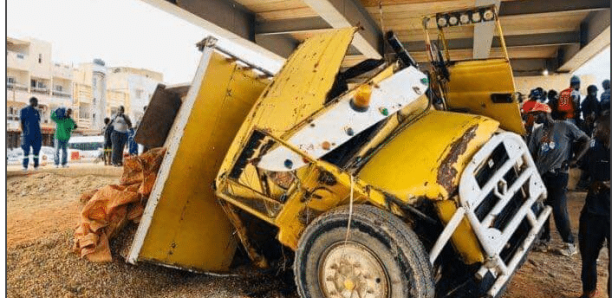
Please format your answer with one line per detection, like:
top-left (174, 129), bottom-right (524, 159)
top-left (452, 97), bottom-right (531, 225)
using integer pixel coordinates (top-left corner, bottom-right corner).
top-left (521, 76), bottom-right (610, 298)
top-left (19, 98), bottom-right (143, 170)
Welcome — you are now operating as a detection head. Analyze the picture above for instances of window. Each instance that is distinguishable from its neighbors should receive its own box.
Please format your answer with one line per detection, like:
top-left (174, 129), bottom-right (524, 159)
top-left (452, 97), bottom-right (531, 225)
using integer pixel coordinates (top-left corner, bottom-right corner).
top-left (31, 79), bottom-right (36, 87)
top-left (55, 85), bottom-right (63, 92)
top-left (7, 77), bottom-right (15, 84)
top-left (38, 54), bottom-right (42, 64)
top-left (92, 98), bottom-right (96, 105)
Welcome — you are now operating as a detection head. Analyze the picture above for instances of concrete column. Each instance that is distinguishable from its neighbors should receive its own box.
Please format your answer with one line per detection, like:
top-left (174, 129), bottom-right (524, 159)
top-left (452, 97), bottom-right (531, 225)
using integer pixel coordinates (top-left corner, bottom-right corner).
top-left (91, 59), bottom-right (107, 131)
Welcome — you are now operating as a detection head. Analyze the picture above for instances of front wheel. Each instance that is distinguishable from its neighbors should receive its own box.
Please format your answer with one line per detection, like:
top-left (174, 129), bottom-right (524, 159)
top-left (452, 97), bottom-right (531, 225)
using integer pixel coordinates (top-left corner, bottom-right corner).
top-left (294, 204), bottom-right (435, 298)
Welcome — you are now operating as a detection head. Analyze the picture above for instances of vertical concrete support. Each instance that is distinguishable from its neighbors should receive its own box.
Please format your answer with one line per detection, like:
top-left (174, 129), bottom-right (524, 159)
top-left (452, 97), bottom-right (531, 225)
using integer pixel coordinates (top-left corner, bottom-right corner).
top-left (91, 59), bottom-right (107, 131)
top-left (473, 0), bottom-right (501, 59)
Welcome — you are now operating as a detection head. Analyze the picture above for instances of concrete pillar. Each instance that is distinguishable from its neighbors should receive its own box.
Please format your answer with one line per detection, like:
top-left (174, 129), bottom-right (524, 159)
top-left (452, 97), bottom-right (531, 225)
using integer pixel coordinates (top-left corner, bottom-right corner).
top-left (91, 59), bottom-right (107, 131)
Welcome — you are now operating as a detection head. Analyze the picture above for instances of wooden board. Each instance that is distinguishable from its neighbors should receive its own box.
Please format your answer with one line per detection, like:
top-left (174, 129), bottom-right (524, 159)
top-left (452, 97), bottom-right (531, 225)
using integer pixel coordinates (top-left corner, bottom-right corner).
top-left (134, 84), bottom-right (183, 148)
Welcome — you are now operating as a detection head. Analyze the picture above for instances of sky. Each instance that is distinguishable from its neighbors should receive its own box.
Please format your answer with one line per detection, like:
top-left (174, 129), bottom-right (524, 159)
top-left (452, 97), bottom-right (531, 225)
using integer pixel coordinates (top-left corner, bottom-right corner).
top-left (8, 0), bottom-right (232, 84)
top-left (7, 0), bottom-right (610, 85)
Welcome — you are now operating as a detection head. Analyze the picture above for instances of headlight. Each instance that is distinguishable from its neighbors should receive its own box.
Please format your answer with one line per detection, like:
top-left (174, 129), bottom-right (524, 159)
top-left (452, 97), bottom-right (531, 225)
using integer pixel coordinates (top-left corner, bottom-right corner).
top-left (437, 15), bottom-right (448, 28)
top-left (448, 14), bottom-right (459, 26)
top-left (483, 8), bottom-right (495, 21)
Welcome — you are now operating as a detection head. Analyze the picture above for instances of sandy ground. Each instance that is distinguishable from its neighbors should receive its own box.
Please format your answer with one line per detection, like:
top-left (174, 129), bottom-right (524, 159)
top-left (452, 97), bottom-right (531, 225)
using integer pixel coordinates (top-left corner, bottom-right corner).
top-left (6, 170), bottom-right (610, 298)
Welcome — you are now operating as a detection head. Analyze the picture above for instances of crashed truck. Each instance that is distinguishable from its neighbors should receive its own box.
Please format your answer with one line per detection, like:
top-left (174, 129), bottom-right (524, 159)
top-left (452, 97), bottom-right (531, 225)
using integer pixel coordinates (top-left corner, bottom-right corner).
top-left (127, 5), bottom-right (550, 298)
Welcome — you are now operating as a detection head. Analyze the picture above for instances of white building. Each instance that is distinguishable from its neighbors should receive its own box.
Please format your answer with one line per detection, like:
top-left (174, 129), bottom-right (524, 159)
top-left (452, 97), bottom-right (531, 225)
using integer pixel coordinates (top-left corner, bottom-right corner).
top-left (6, 36), bottom-right (164, 148)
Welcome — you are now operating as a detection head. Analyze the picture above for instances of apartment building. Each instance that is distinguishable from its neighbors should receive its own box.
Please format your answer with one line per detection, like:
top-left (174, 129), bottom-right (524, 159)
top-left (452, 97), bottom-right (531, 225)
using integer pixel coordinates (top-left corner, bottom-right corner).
top-left (7, 37), bottom-right (74, 148)
top-left (6, 36), bottom-right (163, 148)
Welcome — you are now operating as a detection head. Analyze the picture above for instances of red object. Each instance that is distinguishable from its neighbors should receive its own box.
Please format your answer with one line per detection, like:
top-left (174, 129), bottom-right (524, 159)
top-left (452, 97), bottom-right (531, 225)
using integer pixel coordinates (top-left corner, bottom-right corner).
top-left (528, 102), bottom-right (552, 114)
top-left (558, 87), bottom-right (575, 119)
top-left (71, 151), bottom-right (80, 160)
top-left (521, 100), bottom-right (537, 113)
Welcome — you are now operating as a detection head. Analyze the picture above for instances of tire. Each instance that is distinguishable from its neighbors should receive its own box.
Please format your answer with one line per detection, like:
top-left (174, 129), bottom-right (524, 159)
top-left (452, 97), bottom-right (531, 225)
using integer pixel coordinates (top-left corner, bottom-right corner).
top-left (294, 204), bottom-right (435, 298)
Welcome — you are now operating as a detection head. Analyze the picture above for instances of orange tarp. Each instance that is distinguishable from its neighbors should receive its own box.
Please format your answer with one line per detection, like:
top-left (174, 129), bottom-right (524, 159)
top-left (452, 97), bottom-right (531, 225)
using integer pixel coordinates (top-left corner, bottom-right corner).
top-left (73, 148), bottom-right (166, 262)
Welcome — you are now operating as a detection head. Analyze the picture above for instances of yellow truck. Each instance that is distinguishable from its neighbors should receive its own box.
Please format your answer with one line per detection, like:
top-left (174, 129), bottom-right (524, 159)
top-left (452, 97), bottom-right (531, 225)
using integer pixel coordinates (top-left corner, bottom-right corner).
top-left (128, 5), bottom-right (550, 298)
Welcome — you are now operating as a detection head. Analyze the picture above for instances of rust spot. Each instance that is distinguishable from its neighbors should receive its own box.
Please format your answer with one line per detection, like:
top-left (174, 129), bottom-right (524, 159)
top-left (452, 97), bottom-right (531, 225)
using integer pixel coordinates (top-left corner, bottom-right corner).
top-left (298, 207), bottom-right (323, 225)
top-left (436, 125), bottom-right (479, 195)
top-left (318, 170), bottom-right (337, 186)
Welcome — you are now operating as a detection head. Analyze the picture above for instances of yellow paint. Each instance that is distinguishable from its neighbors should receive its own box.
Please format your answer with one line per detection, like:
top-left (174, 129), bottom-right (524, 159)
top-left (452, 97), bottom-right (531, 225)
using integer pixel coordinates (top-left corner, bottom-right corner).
top-left (139, 52), bottom-right (269, 272)
top-left (446, 59), bottom-right (526, 135)
top-left (217, 28), bottom-right (356, 182)
top-left (436, 200), bottom-right (484, 264)
top-left (358, 110), bottom-right (499, 201)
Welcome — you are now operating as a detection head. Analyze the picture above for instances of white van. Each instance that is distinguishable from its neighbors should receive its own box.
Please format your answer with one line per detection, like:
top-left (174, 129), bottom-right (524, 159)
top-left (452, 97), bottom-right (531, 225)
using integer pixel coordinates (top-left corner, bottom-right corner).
top-left (68, 136), bottom-right (104, 161)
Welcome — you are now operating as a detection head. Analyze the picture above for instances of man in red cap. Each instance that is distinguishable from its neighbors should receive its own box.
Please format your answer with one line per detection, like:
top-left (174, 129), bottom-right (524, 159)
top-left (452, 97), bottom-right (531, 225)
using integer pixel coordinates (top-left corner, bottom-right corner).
top-left (528, 102), bottom-right (590, 256)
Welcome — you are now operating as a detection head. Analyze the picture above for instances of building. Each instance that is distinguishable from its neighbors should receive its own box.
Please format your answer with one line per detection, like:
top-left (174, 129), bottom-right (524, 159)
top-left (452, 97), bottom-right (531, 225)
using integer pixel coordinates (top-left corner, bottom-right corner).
top-left (72, 63), bottom-right (162, 132)
top-left (7, 37), bottom-right (74, 148)
top-left (6, 36), bottom-right (163, 148)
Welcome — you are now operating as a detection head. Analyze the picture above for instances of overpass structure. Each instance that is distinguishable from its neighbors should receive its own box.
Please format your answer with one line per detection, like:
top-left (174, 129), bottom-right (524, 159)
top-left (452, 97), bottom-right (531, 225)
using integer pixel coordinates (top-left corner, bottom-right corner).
top-left (142, 0), bottom-right (609, 76)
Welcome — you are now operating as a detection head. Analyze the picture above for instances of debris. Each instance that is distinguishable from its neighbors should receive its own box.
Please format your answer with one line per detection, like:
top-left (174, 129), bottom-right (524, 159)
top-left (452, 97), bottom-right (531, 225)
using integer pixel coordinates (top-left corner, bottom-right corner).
top-left (72, 148), bottom-right (166, 262)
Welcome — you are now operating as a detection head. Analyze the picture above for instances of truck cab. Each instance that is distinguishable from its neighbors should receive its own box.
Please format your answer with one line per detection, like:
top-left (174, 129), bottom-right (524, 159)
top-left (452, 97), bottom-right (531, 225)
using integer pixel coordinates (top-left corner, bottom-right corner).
top-left (128, 5), bottom-right (550, 298)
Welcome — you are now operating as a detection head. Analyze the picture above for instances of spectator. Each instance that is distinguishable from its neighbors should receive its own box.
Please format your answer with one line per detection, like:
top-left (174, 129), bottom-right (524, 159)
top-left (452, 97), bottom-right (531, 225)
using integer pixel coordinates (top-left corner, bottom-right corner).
top-left (102, 117), bottom-right (113, 166)
top-left (110, 106), bottom-right (132, 167)
top-left (19, 97), bottom-right (42, 171)
top-left (521, 88), bottom-right (546, 135)
top-left (127, 128), bottom-right (138, 156)
top-left (547, 89), bottom-right (560, 120)
top-left (600, 79), bottom-right (610, 112)
top-left (51, 108), bottom-right (77, 168)
top-left (558, 76), bottom-right (582, 124)
top-left (528, 102), bottom-right (590, 256)
top-left (578, 112), bottom-right (610, 298)
top-left (581, 85), bottom-right (601, 136)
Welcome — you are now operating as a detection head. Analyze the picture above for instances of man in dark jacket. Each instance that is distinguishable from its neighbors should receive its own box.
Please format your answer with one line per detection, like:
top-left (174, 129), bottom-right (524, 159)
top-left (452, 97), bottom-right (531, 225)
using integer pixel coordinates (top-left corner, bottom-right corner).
top-left (20, 97), bottom-right (42, 171)
top-left (600, 79), bottom-right (610, 112)
top-left (581, 85), bottom-right (600, 136)
top-left (102, 117), bottom-right (113, 166)
top-left (578, 112), bottom-right (610, 298)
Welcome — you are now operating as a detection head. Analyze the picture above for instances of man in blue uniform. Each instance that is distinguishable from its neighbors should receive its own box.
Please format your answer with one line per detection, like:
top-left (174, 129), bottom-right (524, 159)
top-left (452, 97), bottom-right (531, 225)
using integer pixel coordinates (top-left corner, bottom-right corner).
top-left (578, 112), bottom-right (610, 298)
top-left (20, 97), bottom-right (42, 171)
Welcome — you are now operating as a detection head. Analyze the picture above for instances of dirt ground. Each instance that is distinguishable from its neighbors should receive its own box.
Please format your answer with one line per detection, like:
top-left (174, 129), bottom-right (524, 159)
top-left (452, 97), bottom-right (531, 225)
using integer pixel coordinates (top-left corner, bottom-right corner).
top-left (6, 171), bottom-right (610, 298)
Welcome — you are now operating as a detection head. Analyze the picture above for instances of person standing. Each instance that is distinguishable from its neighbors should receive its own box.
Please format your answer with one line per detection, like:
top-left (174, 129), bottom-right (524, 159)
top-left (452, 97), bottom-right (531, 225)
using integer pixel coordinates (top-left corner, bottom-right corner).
top-left (102, 117), bottom-right (113, 166)
top-left (110, 106), bottom-right (132, 166)
top-left (578, 112), bottom-right (610, 298)
top-left (558, 76), bottom-right (582, 124)
top-left (127, 127), bottom-right (138, 156)
top-left (521, 88), bottom-right (546, 135)
top-left (51, 108), bottom-right (77, 168)
top-left (527, 102), bottom-right (590, 256)
top-left (581, 85), bottom-right (601, 135)
top-left (20, 97), bottom-right (42, 171)
top-left (600, 79), bottom-right (610, 112)
top-left (547, 89), bottom-right (560, 120)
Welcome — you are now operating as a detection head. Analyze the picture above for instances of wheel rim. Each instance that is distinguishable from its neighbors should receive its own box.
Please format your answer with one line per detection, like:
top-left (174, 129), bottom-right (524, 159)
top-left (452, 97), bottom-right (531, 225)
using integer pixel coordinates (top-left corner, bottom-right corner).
top-left (318, 241), bottom-right (390, 298)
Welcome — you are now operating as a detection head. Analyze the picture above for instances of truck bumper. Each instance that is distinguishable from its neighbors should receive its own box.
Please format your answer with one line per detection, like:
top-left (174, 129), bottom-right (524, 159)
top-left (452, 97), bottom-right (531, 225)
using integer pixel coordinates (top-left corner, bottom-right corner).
top-left (430, 132), bottom-right (551, 297)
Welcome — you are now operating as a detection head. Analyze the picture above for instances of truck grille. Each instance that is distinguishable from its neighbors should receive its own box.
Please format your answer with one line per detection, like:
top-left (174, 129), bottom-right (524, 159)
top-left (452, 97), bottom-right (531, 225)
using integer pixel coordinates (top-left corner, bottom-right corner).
top-left (458, 132), bottom-right (551, 298)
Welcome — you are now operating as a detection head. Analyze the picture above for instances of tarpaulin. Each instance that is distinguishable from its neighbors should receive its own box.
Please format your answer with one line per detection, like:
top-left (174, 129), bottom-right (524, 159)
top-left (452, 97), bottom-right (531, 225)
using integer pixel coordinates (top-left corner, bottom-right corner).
top-left (73, 148), bottom-right (166, 262)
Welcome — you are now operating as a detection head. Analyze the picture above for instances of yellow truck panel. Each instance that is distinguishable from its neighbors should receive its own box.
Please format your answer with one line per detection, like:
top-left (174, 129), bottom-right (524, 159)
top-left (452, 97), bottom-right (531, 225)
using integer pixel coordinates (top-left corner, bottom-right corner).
top-left (358, 110), bottom-right (499, 200)
top-left (445, 59), bottom-right (526, 135)
top-left (128, 47), bottom-right (270, 272)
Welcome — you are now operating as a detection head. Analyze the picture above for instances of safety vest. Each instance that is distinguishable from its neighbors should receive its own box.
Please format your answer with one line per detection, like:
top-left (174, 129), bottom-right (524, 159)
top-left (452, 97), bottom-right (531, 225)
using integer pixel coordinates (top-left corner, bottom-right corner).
top-left (558, 87), bottom-right (576, 119)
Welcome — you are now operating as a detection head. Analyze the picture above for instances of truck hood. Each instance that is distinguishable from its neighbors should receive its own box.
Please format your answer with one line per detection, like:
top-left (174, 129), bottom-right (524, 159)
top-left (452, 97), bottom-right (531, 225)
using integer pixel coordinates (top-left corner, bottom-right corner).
top-left (357, 110), bottom-right (499, 201)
